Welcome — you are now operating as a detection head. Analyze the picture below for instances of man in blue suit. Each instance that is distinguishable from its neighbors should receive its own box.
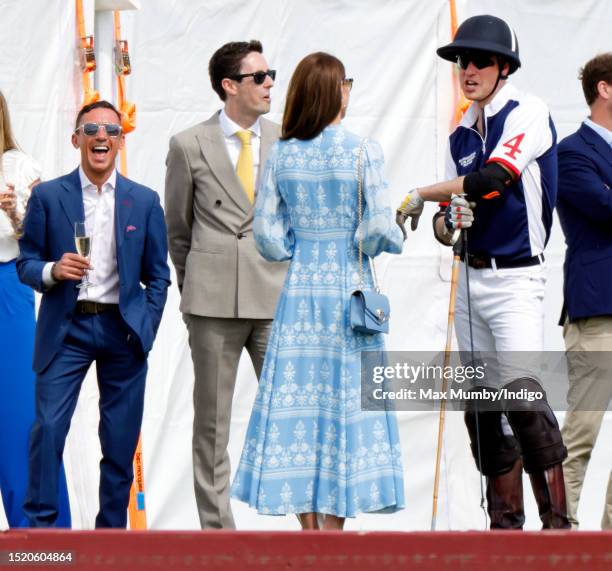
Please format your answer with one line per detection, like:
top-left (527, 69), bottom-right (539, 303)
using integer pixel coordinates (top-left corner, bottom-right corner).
top-left (17, 100), bottom-right (170, 527)
top-left (557, 53), bottom-right (612, 529)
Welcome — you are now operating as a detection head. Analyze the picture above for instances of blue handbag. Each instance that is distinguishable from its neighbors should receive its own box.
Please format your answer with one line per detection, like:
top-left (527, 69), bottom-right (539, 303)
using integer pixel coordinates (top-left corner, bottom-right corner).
top-left (350, 289), bottom-right (390, 334)
top-left (349, 139), bottom-right (391, 335)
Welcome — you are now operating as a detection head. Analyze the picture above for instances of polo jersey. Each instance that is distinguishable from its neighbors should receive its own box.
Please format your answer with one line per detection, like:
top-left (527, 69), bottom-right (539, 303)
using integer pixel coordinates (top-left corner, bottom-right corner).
top-left (446, 84), bottom-right (557, 260)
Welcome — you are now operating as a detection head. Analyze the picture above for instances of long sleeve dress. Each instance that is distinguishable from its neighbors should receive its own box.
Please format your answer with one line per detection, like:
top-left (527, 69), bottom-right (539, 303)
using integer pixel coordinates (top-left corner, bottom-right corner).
top-left (231, 124), bottom-right (405, 517)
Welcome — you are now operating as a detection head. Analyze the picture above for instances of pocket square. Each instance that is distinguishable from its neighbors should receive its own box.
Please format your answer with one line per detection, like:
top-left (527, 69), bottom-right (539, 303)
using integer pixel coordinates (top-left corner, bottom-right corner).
top-left (126, 225), bottom-right (137, 233)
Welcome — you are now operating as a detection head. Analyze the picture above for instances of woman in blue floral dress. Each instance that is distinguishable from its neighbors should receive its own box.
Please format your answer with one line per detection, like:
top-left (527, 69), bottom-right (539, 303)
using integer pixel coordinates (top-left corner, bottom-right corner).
top-left (231, 52), bottom-right (405, 530)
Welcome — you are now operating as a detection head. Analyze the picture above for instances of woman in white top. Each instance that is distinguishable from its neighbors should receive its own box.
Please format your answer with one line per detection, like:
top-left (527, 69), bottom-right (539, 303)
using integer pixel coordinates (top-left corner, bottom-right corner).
top-left (0, 91), bottom-right (70, 527)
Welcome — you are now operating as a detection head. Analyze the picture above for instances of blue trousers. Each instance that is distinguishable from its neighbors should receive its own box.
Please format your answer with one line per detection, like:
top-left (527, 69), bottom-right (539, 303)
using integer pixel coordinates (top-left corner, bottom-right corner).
top-left (24, 307), bottom-right (147, 528)
top-left (0, 260), bottom-right (70, 527)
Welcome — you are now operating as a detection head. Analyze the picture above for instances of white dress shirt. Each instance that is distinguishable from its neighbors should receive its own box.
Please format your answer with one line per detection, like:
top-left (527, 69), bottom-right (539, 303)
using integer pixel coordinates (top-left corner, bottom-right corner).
top-left (0, 149), bottom-right (41, 262)
top-left (219, 108), bottom-right (262, 190)
top-left (43, 168), bottom-right (120, 303)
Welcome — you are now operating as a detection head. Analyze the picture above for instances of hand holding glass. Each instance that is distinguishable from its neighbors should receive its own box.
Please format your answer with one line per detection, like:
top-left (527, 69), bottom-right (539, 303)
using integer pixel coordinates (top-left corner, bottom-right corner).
top-left (74, 222), bottom-right (93, 289)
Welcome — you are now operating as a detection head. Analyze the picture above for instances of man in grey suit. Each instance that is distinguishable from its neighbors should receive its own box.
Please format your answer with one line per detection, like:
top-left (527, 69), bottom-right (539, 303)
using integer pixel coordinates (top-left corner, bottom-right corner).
top-left (164, 40), bottom-right (286, 529)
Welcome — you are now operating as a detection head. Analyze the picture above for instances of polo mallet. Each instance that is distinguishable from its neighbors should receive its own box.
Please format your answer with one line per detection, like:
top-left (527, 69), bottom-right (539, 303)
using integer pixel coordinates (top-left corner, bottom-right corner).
top-left (463, 229), bottom-right (488, 528)
top-left (464, 186), bottom-right (508, 528)
top-left (431, 235), bottom-right (462, 531)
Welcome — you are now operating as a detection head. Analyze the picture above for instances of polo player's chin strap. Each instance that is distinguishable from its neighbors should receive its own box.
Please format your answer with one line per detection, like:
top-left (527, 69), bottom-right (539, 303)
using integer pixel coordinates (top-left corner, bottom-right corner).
top-left (477, 63), bottom-right (508, 104)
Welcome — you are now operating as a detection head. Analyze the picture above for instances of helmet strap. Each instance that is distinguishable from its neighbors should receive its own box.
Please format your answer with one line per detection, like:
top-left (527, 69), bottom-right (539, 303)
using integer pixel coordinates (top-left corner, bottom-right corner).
top-left (485, 71), bottom-right (503, 100)
top-left (476, 60), bottom-right (506, 104)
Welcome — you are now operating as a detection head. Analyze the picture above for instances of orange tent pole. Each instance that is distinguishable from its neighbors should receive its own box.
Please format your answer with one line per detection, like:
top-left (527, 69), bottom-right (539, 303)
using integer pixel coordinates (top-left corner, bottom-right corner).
top-left (76, 0), bottom-right (99, 106)
top-left (112, 10), bottom-right (145, 530)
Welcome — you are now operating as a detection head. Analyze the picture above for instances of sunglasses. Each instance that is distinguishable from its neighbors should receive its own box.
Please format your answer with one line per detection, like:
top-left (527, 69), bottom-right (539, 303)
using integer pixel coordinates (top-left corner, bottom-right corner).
top-left (75, 122), bottom-right (122, 138)
top-left (342, 77), bottom-right (354, 91)
top-left (230, 69), bottom-right (276, 85)
top-left (456, 52), bottom-right (496, 70)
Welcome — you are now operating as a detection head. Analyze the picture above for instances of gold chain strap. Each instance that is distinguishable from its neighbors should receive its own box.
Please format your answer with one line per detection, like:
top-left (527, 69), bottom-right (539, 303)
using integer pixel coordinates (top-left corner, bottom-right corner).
top-left (357, 139), bottom-right (379, 291)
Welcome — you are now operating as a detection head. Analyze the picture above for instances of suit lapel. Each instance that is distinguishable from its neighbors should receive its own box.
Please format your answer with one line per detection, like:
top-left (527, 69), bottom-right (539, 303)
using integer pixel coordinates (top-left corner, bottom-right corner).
top-left (115, 173), bottom-right (133, 249)
top-left (197, 115), bottom-right (251, 215)
top-left (580, 123), bottom-right (612, 170)
top-left (59, 168), bottom-right (85, 230)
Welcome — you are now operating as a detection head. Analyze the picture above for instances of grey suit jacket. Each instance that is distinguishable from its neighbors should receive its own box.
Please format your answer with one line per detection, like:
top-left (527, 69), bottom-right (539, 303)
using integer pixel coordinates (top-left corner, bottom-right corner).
top-left (164, 112), bottom-right (287, 318)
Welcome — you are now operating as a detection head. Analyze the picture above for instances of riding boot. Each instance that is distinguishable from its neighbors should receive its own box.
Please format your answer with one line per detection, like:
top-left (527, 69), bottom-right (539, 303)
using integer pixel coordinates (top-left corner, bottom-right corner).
top-left (487, 457), bottom-right (525, 529)
top-left (529, 463), bottom-right (571, 529)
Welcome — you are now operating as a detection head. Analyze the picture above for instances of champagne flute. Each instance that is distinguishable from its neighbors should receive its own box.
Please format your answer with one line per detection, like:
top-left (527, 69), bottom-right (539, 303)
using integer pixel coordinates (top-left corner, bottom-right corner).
top-left (74, 222), bottom-right (93, 289)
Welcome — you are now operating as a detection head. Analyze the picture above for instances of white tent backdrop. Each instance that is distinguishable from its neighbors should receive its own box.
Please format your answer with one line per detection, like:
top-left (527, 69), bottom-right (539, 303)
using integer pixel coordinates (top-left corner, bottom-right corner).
top-left (0, 0), bottom-right (610, 530)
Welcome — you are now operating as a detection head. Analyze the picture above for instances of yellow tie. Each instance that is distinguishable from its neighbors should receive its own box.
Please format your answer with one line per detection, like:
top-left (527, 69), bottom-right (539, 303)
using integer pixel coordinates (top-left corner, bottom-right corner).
top-left (235, 130), bottom-right (254, 203)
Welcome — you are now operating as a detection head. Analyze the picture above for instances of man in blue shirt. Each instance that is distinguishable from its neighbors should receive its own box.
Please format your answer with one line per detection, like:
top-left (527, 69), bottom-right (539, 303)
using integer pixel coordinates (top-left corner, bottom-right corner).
top-left (557, 52), bottom-right (612, 530)
top-left (397, 15), bottom-right (570, 529)
top-left (18, 101), bottom-right (170, 527)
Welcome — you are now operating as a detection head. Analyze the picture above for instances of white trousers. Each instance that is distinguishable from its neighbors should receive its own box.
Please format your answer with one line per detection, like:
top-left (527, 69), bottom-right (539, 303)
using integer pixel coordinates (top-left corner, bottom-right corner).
top-left (455, 262), bottom-right (547, 389)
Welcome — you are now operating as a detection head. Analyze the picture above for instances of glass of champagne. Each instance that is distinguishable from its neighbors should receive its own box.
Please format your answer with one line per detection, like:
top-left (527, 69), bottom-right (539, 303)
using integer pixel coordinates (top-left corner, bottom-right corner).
top-left (74, 222), bottom-right (93, 289)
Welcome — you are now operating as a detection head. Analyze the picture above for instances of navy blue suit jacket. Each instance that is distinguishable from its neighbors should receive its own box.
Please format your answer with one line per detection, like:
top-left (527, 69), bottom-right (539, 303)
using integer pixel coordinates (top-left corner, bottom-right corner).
top-left (17, 168), bottom-right (171, 372)
top-left (557, 122), bottom-right (612, 322)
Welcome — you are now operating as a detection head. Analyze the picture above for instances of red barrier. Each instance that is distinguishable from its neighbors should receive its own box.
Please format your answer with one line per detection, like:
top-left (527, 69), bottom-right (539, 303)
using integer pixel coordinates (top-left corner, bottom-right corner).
top-left (1, 530), bottom-right (611, 571)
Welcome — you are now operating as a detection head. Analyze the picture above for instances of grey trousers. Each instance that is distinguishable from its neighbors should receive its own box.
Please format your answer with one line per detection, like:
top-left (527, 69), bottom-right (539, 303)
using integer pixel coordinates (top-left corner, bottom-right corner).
top-left (184, 315), bottom-right (272, 529)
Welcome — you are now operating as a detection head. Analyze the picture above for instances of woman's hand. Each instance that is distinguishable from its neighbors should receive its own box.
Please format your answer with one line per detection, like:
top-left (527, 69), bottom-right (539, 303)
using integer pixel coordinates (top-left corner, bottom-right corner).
top-left (0, 184), bottom-right (17, 220)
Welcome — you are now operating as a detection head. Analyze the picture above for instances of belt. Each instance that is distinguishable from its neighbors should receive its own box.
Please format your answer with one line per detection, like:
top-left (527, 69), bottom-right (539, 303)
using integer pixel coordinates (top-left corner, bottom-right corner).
top-left (461, 252), bottom-right (545, 270)
top-left (76, 301), bottom-right (119, 314)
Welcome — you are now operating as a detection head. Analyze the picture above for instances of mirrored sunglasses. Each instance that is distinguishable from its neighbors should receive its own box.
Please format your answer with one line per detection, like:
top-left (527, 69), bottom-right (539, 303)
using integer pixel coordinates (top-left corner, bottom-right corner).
top-left (230, 69), bottom-right (276, 85)
top-left (75, 122), bottom-right (122, 137)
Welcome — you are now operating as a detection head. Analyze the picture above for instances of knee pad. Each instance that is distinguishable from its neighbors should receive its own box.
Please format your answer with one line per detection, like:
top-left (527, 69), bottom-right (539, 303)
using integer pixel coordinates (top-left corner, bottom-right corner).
top-left (504, 378), bottom-right (568, 473)
top-left (464, 408), bottom-right (520, 476)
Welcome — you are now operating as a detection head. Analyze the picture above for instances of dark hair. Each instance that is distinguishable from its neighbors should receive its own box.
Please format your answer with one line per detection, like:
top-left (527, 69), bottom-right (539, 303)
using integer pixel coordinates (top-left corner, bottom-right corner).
top-left (75, 100), bottom-right (122, 129)
top-left (209, 40), bottom-right (263, 101)
top-left (580, 53), bottom-right (612, 106)
top-left (496, 56), bottom-right (510, 76)
top-left (0, 91), bottom-right (18, 157)
top-left (281, 52), bottom-right (345, 141)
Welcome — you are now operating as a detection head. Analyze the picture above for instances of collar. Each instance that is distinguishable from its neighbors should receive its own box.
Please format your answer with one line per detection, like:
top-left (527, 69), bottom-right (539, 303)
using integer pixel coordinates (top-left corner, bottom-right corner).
top-left (460, 83), bottom-right (520, 127)
top-left (219, 108), bottom-right (261, 139)
top-left (584, 117), bottom-right (612, 147)
top-left (78, 166), bottom-right (117, 192)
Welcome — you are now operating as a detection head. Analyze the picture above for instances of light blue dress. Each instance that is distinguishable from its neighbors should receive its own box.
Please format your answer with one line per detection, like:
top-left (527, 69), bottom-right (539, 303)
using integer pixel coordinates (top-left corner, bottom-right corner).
top-left (231, 125), bottom-right (405, 517)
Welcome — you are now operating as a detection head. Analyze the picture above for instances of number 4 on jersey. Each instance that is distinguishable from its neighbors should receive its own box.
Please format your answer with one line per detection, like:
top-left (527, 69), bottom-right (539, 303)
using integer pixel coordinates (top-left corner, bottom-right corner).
top-left (502, 133), bottom-right (525, 160)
